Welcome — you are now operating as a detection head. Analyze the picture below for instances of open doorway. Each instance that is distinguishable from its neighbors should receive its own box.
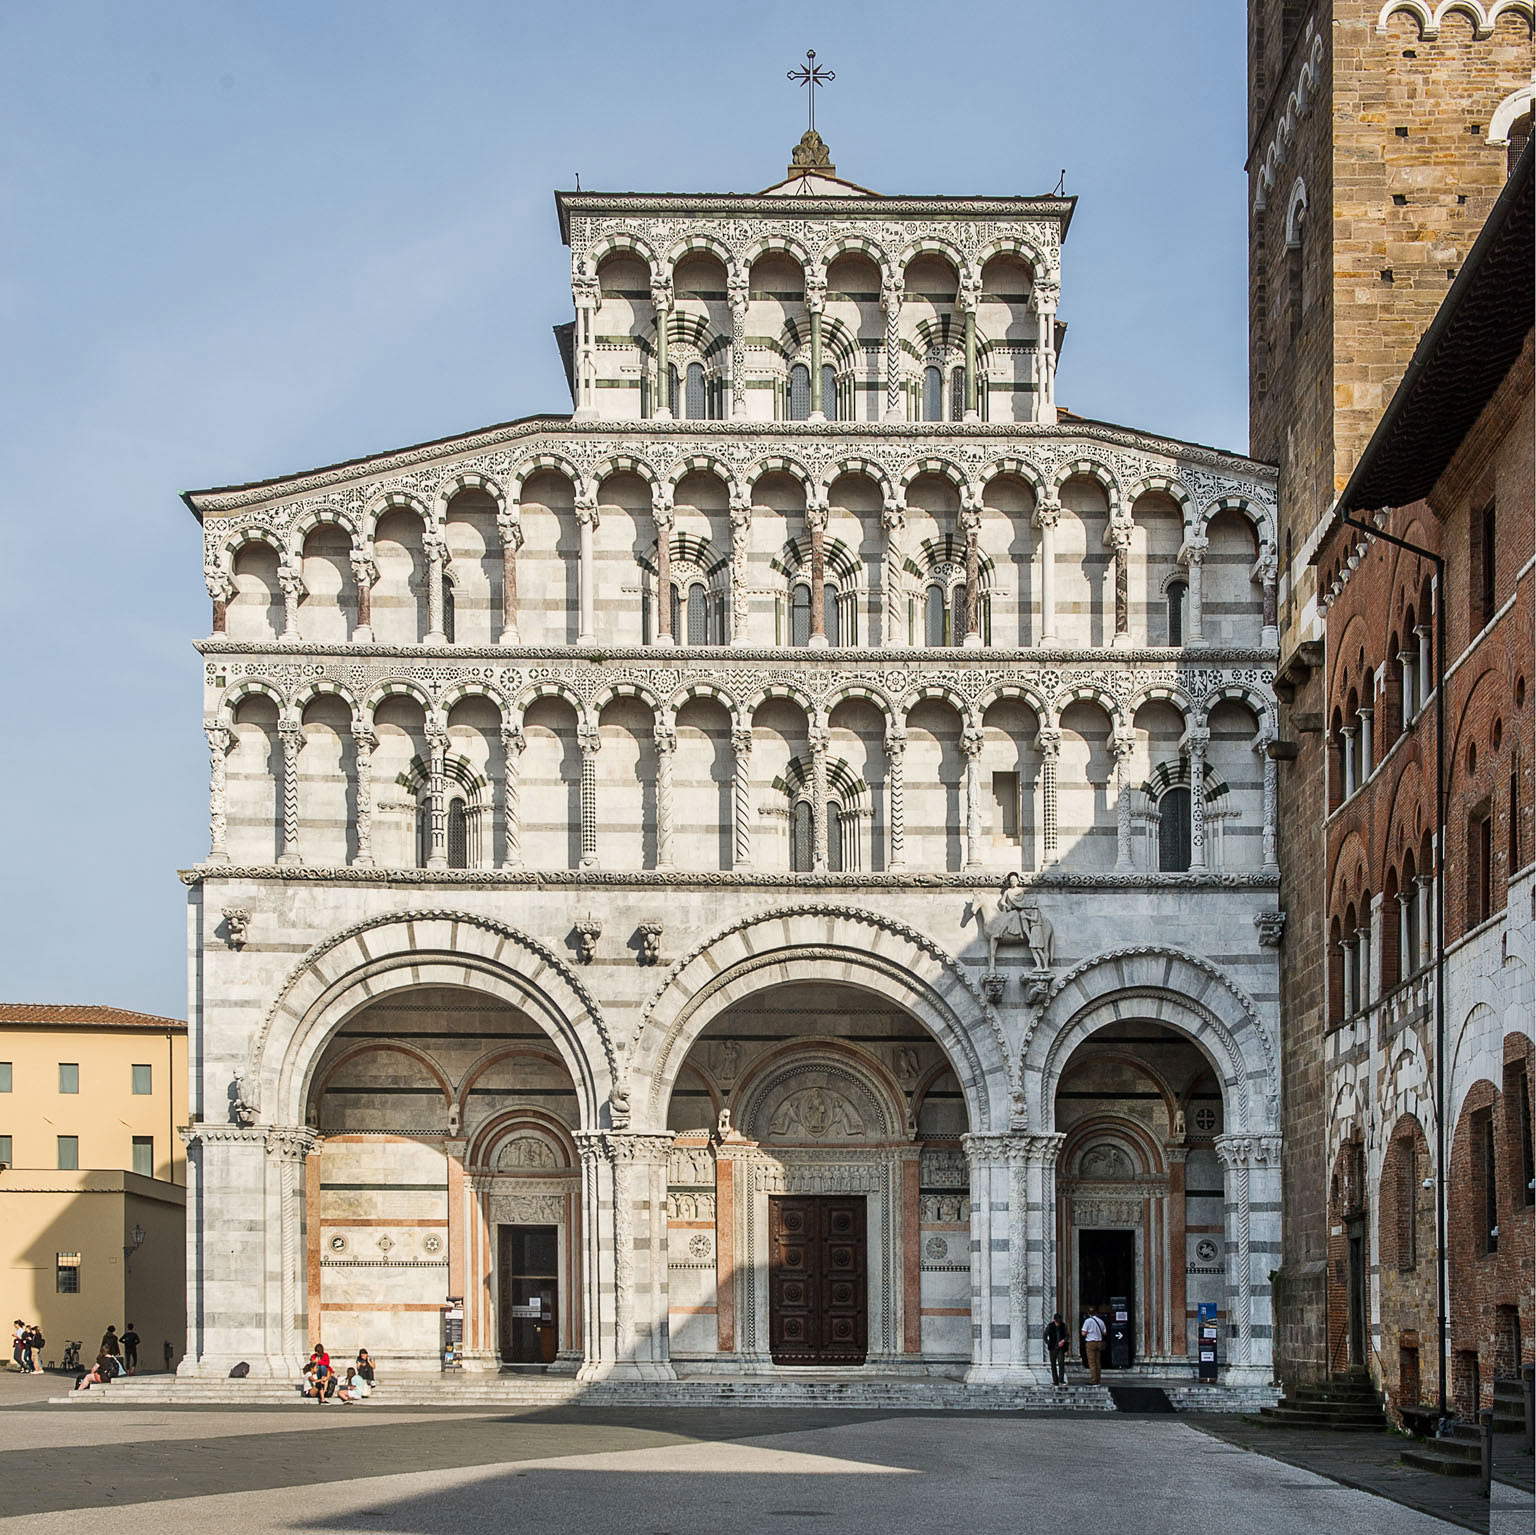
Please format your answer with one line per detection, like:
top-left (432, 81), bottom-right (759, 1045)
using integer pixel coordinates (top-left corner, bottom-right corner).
top-left (1078, 1228), bottom-right (1135, 1366)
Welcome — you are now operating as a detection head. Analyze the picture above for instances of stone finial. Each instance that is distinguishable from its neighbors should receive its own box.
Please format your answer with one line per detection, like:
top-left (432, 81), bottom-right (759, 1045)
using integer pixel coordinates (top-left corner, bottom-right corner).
top-left (789, 129), bottom-right (834, 176)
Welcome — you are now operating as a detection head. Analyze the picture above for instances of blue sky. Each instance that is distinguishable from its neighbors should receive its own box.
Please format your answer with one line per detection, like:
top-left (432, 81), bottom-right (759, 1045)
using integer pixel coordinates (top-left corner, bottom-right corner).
top-left (0, 1), bottom-right (1250, 1017)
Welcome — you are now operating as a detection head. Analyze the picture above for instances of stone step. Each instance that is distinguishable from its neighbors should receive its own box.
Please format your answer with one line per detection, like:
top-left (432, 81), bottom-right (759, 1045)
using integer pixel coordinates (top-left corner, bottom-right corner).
top-left (1257, 1405), bottom-right (1386, 1430)
top-left (1401, 1441), bottom-right (1482, 1477)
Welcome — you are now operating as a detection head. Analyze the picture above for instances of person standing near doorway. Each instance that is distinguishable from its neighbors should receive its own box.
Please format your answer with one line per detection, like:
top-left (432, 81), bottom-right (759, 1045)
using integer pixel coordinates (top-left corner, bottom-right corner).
top-left (1044, 1312), bottom-right (1071, 1385)
top-left (1081, 1305), bottom-right (1107, 1384)
top-left (120, 1323), bottom-right (140, 1373)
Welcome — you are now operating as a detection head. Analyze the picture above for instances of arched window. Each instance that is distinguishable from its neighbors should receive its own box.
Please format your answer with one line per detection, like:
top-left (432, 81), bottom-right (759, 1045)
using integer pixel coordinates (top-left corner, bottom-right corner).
top-left (827, 803), bottom-right (844, 872)
top-left (823, 583), bottom-right (840, 646)
top-left (922, 366), bottom-right (943, 422)
top-left (684, 362), bottom-right (707, 421)
top-left (1286, 183), bottom-right (1308, 340)
top-left (924, 583), bottom-right (947, 647)
top-left (416, 801), bottom-right (432, 868)
top-left (1166, 579), bottom-right (1187, 646)
top-left (442, 583), bottom-right (456, 645)
top-left (447, 799), bottom-right (469, 869)
top-left (950, 367), bottom-right (966, 422)
top-left (791, 799), bottom-right (813, 873)
top-left (950, 584), bottom-right (967, 646)
top-left (790, 583), bottom-right (812, 647)
top-left (821, 363), bottom-right (838, 420)
top-left (788, 364), bottom-right (811, 421)
top-left (1158, 785), bottom-right (1192, 872)
top-left (686, 582), bottom-right (708, 645)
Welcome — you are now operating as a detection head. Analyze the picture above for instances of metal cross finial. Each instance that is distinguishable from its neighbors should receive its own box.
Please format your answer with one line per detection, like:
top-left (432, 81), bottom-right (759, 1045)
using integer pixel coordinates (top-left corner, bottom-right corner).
top-left (787, 49), bottom-right (835, 133)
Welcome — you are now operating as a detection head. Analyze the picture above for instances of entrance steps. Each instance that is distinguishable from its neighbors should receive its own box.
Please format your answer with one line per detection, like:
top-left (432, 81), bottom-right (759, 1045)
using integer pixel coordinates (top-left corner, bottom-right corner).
top-left (1253, 1370), bottom-right (1386, 1431)
top-left (53, 1373), bottom-right (1275, 1413)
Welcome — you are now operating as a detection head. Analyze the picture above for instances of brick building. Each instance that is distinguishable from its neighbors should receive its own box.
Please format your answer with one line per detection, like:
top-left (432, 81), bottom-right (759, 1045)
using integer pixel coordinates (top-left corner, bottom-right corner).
top-left (1316, 146), bottom-right (1532, 1419)
top-left (1246, 0), bottom-right (1535, 1383)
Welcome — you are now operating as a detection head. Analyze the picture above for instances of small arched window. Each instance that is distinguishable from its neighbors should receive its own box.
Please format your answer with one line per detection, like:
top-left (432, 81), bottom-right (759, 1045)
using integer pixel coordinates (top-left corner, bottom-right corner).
top-left (447, 799), bottom-right (469, 870)
top-left (823, 583), bottom-right (840, 646)
top-left (1158, 785), bottom-right (1192, 872)
top-left (1166, 579), bottom-right (1187, 646)
top-left (686, 582), bottom-right (708, 645)
top-left (684, 362), bottom-right (707, 420)
top-left (950, 367), bottom-right (966, 422)
top-left (924, 584), bottom-right (947, 647)
top-left (827, 803), bottom-right (844, 872)
top-left (922, 366), bottom-right (943, 422)
top-left (821, 363), bottom-right (838, 420)
top-left (790, 583), bottom-right (812, 647)
top-left (791, 799), bottom-right (813, 872)
top-left (788, 364), bottom-right (811, 421)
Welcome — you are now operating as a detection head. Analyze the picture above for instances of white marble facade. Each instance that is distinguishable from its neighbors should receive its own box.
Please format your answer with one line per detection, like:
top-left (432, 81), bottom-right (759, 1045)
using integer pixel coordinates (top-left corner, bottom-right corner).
top-left (182, 153), bottom-right (1283, 1386)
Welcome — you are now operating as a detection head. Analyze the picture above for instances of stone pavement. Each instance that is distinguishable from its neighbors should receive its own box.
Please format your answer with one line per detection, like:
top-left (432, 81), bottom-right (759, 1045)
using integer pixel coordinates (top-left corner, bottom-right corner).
top-left (0, 1368), bottom-right (1469, 1535)
top-left (1191, 1412), bottom-right (1536, 1533)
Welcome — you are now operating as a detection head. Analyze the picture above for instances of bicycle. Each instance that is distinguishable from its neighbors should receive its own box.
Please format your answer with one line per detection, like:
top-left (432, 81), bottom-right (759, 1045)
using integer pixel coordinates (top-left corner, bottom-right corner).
top-left (56, 1340), bottom-right (82, 1372)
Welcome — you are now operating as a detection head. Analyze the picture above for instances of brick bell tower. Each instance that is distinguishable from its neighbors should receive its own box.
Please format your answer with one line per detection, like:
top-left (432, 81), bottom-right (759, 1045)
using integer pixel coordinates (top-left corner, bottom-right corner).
top-left (1246, 0), bottom-right (1533, 1384)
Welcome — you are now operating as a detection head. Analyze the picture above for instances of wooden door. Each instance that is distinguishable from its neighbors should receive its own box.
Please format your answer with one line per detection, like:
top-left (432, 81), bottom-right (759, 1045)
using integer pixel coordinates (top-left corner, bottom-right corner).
top-left (498, 1224), bottom-right (559, 1365)
top-left (769, 1195), bottom-right (867, 1365)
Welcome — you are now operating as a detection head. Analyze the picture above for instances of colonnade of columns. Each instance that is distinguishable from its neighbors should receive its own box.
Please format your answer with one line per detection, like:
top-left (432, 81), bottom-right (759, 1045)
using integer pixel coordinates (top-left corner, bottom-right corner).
top-left (211, 478), bottom-right (1276, 655)
top-left (568, 252), bottom-right (1060, 427)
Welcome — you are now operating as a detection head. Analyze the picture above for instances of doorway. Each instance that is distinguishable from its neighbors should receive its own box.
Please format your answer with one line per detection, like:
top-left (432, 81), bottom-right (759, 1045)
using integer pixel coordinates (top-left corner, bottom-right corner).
top-left (768, 1195), bottom-right (868, 1365)
top-left (498, 1224), bottom-right (559, 1365)
top-left (1346, 1217), bottom-right (1367, 1369)
top-left (1078, 1229), bottom-right (1136, 1351)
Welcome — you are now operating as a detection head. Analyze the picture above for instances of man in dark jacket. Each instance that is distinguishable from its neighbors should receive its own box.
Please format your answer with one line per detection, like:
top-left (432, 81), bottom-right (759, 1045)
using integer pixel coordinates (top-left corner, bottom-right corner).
top-left (1044, 1312), bottom-right (1071, 1384)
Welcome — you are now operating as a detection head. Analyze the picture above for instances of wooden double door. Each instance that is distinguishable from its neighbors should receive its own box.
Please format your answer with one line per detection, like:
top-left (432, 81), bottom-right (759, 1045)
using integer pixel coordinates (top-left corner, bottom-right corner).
top-left (769, 1195), bottom-right (868, 1366)
top-left (498, 1224), bottom-right (559, 1365)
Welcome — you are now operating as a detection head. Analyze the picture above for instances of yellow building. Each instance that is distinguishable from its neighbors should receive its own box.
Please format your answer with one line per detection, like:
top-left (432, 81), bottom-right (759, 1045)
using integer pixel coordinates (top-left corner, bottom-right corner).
top-left (0, 1004), bottom-right (186, 1372)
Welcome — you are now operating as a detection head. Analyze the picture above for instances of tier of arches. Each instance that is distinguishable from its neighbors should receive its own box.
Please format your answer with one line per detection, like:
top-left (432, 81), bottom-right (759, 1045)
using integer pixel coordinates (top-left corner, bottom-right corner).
top-left (210, 459), bottom-right (1277, 654)
top-left (576, 235), bottom-right (1054, 425)
top-left (209, 679), bottom-right (1276, 875)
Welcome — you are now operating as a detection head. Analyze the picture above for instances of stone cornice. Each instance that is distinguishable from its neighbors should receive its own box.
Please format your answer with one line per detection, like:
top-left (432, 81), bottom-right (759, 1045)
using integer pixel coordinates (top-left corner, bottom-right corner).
top-left (557, 191), bottom-right (1075, 221)
top-left (181, 864), bottom-right (1280, 890)
top-left (198, 640), bottom-right (1279, 666)
top-left (186, 417), bottom-right (1276, 515)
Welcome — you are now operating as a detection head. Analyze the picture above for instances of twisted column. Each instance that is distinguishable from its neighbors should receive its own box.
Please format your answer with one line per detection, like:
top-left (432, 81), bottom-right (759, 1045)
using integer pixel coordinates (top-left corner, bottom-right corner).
top-left (651, 276), bottom-right (673, 419)
top-left (881, 497), bottom-right (907, 647)
top-left (1034, 498), bottom-right (1060, 646)
top-left (960, 496), bottom-right (983, 648)
top-left (351, 721), bottom-right (377, 868)
top-left (575, 495), bottom-right (599, 644)
top-left (885, 727), bottom-right (907, 870)
top-left (422, 523), bottom-right (447, 645)
top-left (653, 718), bottom-right (676, 868)
top-left (496, 505), bottom-right (523, 645)
top-left (277, 563), bottom-right (305, 638)
top-left (578, 717), bottom-right (600, 868)
top-left (805, 498), bottom-right (829, 647)
top-left (1112, 724), bottom-right (1138, 872)
top-left (1036, 726), bottom-right (1061, 866)
top-left (1257, 728), bottom-right (1279, 871)
top-left (1183, 536), bottom-right (1207, 646)
top-left (500, 723), bottom-right (525, 868)
top-left (277, 718), bottom-right (303, 866)
top-left (1186, 726), bottom-right (1210, 870)
top-left (652, 487), bottom-right (675, 646)
top-left (881, 275), bottom-right (904, 421)
top-left (205, 557), bottom-right (233, 635)
top-left (961, 722), bottom-right (984, 870)
top-left (807, 272), bottom-right (826, 418)
top-left (730, 721), bottom-right (754, 869)
top-left (204, 721), bottom-right (233, 862)
top-left (960, 271), bottom-right (981, 419)
top-left (809, 720), bottom-right (830, 870)
top-left (728, 488), bottom-right (752, 644)
top-left (1108, 520), bottom-right (1132, 647)
top-left (424, 719), bottom-right (449, 869)
top-left (728, 270), bottom-right (749, 420)
top-left (349, 544), bottom-right (377, 643)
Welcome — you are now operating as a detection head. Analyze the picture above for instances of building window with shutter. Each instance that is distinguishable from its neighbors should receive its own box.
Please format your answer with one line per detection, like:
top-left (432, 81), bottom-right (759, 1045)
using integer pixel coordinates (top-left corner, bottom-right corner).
top-left (1158, 786), bottom-right (1192, 872)
top-left (132, 1136), bottom-right (154, 1178)
top-left (56, 1253), bottom-right (81, 1294)
top-left (447, 799), bottom-right (469, 869)
top-left (788, 364), bottom-right (811, 421)
top-left (922, 366), bottom-right (943, 422)
top-left (790, 799), bottom-right (813, 872)
top-left (57, 1135), bottom-right (79, 1171)
top-left (59, 1063), bottom-right (79, 1095)
top-left (790, 583), bottom-right (812, 647)
top-left (132, 1064), bottom-right (152, 1095)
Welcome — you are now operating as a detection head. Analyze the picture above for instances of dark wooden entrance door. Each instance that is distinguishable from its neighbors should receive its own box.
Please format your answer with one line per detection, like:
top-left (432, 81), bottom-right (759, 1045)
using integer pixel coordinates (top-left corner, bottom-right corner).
top-left (498, 1224), bottom-right (559, 1365)
top-left (769, 1195), bottom-right (867, 1365)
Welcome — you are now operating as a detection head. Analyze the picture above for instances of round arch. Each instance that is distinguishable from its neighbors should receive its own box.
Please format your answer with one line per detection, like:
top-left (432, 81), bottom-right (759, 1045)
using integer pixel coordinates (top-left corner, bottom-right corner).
top-left (246, 910), bottom-right (615, 1130)
top-left (1023, 947), bottom-right (1277, 1133)
top-left (631, 904), bottom-right (1011, 1132)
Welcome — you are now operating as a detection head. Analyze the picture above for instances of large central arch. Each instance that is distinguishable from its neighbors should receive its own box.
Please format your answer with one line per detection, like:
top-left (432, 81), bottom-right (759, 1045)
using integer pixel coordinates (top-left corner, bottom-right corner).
top-left (631, 904), bottom-right (1012, 1134)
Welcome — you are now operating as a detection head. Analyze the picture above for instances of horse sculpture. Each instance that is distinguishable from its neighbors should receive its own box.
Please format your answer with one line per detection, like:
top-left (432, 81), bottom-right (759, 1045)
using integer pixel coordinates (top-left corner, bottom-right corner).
top-left (965, 877), bottom-right (1055, 973)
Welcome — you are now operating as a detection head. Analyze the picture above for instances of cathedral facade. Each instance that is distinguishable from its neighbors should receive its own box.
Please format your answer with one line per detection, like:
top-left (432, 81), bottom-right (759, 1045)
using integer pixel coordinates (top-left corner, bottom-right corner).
top-left (181, 140), bottom-right (1283, 1389)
